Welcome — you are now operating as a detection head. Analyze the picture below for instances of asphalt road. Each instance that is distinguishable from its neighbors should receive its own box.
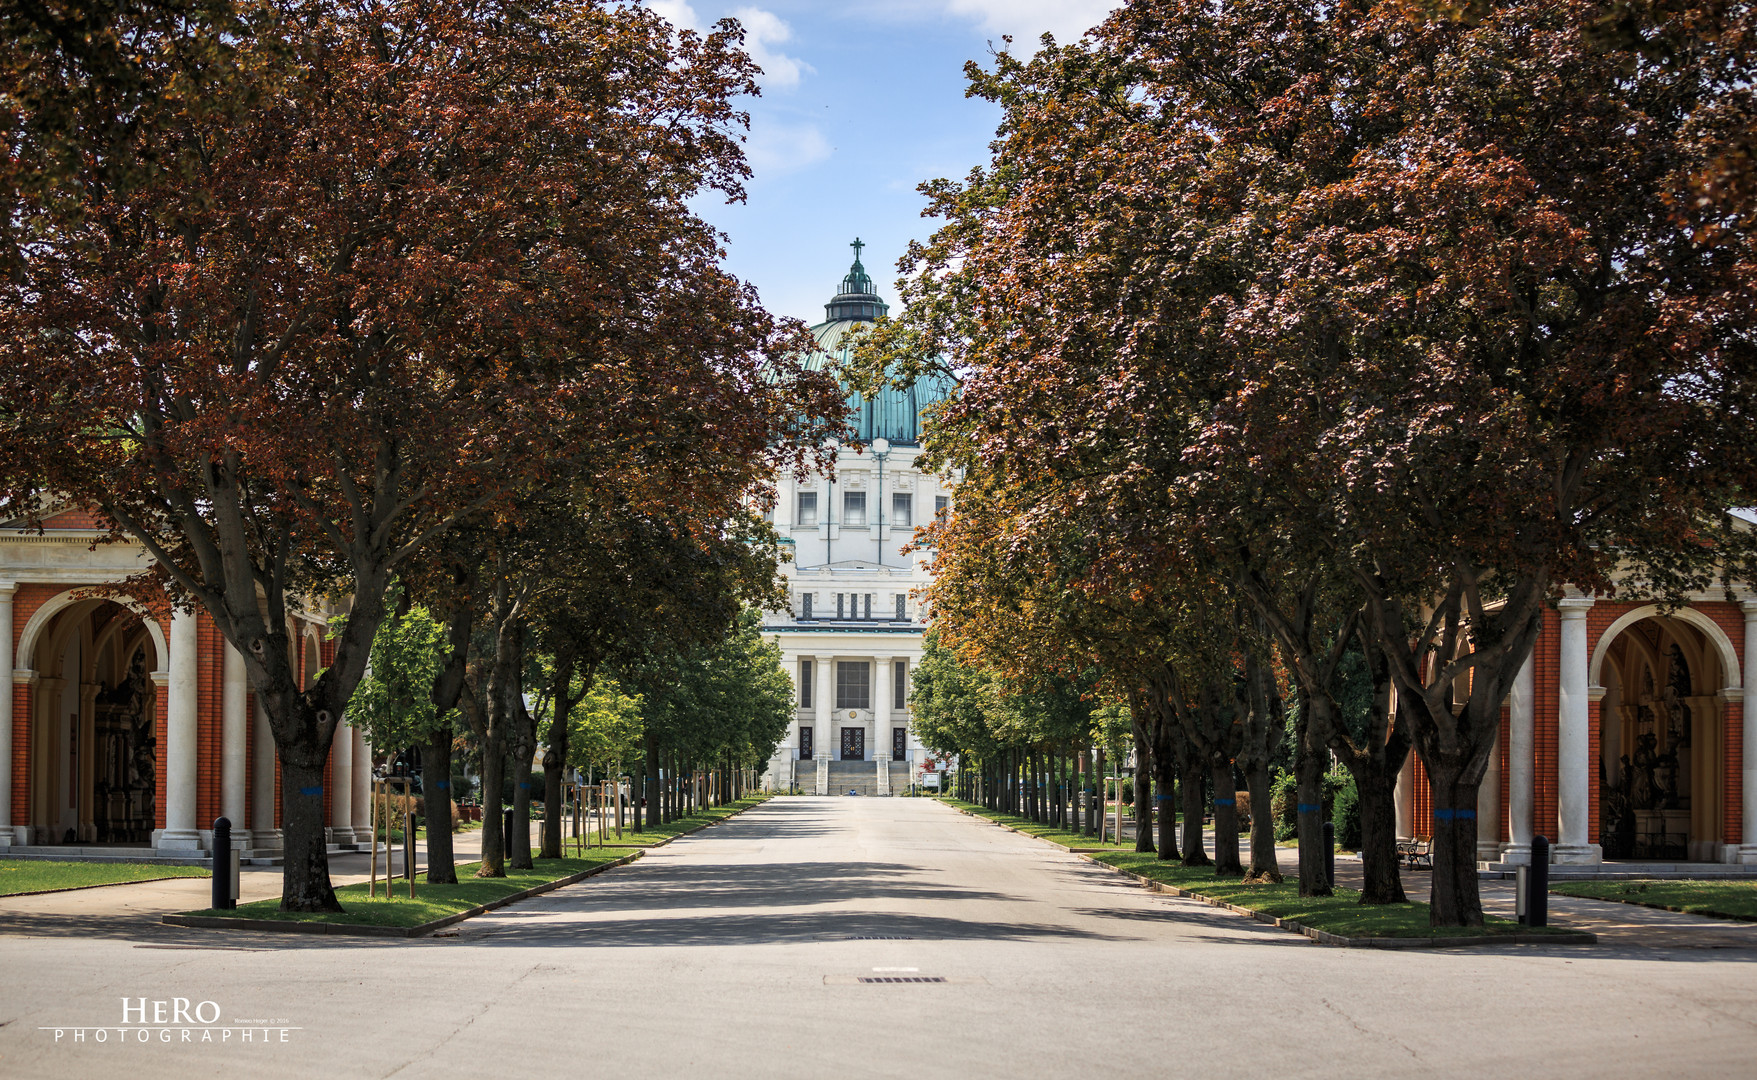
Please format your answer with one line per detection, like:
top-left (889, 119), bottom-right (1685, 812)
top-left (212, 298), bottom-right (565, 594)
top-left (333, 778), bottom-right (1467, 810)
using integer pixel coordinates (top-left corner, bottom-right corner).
top-left (1, 797), bottom-right (1754, 1079)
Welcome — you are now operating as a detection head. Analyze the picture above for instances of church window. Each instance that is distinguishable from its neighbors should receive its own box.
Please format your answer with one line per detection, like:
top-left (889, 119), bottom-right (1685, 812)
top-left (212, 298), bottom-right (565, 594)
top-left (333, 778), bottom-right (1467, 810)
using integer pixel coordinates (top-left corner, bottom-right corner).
top-left (894, 658), bottom-right (908, 704)
top-left (864, 593), bottom-right (873, 619)
top-left (801, 593), bottom-right (813, 619)
top-left (892, 493), bottom-right (912, 526)
top-left (799, 659), bottom-right (813, 707)
top-left (895, 594), bottom-right (906, 621)
top-left (836, 592), bottom-right (845, 619)
top-left (935, 495), bottom-right (949, 518)
top-left (797, 491), bottom-right (818, 527)
top-left (837, 660), bottom-right (871, 709)
top-left (843, 490), bottom-right (867, 526)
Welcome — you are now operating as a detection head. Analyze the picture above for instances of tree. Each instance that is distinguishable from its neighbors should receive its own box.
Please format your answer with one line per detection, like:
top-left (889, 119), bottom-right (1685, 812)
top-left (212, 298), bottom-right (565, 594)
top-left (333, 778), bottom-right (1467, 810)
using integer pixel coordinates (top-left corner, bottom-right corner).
top-left (869, 0), bottom-right (1757, 925)
top-left (0, 0), bottom-right (837, 909)
top-left (342, 586), bottom-right (464, 884)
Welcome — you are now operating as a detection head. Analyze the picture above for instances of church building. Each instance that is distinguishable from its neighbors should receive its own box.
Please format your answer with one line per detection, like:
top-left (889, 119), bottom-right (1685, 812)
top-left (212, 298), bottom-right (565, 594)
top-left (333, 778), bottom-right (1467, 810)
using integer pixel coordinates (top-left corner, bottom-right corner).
top-left (760, 242), bottom-right (956, 796)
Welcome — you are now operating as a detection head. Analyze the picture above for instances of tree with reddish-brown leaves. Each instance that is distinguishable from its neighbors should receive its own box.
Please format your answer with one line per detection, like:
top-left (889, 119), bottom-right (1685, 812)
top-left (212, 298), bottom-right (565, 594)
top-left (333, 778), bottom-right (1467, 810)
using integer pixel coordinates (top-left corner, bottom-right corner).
top-left (880, 0), bottom-right (1757, 924)
top-left (0, 0), bottom-right (839, 909)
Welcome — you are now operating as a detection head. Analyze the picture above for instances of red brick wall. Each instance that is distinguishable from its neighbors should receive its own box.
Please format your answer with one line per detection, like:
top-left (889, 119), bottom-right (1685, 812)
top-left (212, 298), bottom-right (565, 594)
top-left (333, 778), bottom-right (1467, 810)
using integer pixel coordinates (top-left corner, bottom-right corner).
top-left (1533, 607), bottom-right (1560, 844)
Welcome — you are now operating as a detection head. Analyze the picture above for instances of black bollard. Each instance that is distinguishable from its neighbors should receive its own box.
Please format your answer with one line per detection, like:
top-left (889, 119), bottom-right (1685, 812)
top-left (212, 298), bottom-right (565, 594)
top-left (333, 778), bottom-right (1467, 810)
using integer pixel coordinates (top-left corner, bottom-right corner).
top-left (1525, 834), bottom-right (1550, 927)
top-left (211, 817), bottom-right (234, 910)
top-left (1323, 821), bottom-right (1336, 890)
top-left (503, 807), bottom-right (515, 861)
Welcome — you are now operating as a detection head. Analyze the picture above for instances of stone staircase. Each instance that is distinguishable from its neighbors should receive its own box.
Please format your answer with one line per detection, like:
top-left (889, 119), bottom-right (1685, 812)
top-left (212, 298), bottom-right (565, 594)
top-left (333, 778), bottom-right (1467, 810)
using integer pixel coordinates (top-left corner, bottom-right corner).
top-left (826, 761), bottom-right (878, 797)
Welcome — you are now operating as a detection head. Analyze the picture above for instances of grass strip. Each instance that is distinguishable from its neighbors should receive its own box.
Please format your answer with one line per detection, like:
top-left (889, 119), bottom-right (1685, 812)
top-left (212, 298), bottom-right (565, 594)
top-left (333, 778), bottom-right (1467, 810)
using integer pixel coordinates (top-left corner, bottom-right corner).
top-left (946, 796), bottom-right (1579, 940)
top-left (1550, 879), bottom-right (1757, 922)
top-left (1, 860), bottom-right (210, 897)
top-left (177, 795), bottom-right (771, 928)
top-left (1091, 852), bottom-right (1581, 939)
top-left (180, 853), bottom-right (633, 928)
top-left (939, 797), bottom-right (1131, 849)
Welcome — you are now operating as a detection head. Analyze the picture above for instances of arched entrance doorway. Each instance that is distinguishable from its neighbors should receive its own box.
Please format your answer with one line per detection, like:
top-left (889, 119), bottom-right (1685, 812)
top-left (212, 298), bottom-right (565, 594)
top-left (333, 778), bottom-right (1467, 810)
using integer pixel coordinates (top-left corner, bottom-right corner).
top-left (1595, 613), bottom-right (1732, 861)
top-left (24, 599), bottom-right (162, 845)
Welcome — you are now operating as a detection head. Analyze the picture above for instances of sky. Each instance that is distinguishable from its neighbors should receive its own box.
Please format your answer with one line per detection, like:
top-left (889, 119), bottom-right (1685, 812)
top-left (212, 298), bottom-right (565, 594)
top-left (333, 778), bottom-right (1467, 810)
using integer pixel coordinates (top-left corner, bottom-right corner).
top-left (648, 0), bottom-right (1121, 325)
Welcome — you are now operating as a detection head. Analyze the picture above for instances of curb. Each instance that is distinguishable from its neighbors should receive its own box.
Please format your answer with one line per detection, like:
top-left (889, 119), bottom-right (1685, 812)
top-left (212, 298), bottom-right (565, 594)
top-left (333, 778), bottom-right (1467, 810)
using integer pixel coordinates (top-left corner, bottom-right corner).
top-left (942, 800), bottom-right (1597, 948)
top-left (161, 797), bottom-right (770, 939)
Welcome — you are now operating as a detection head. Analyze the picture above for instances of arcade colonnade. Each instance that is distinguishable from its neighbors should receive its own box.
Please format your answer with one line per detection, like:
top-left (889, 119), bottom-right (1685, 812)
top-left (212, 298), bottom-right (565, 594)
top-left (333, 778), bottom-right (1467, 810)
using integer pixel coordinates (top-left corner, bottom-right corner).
top-left (1394, 594), bottom-right (1757, 866)
top-left (2, 576), bottom-right (374, 854)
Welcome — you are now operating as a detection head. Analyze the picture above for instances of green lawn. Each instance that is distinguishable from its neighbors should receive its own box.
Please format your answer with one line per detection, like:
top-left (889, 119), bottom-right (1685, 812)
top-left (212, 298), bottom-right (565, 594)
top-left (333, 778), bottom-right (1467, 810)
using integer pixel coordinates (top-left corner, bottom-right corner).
top-left (945, 799), bottom-right (1575, 939)
top-left (1094, 852), bottom-right (1578, 939)
top-left (184, 853), bottom-right (635, 928)
top-left (180, 795), bottom-right (770, 928)
top-left (1, 860), bottom-right (210, 896)
top-left (1551, 879), bottom-right (1757, 922)
top-left (941, 797), bottom-right (1132, 849)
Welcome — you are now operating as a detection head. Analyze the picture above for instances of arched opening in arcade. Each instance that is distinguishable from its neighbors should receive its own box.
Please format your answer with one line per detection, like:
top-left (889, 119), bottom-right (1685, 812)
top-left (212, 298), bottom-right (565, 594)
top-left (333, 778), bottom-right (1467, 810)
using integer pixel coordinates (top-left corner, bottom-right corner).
top-left (22, 598), bottom-right (164, 846)
top-left (1594, 612), bottom-right (1736, 862)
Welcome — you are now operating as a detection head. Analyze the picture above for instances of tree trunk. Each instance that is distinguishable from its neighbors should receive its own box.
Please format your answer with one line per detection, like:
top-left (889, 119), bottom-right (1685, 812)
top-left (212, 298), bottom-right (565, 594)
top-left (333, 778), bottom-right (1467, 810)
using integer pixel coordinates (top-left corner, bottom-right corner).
top-left (644, 732), bottom-right (660, 828)
top-left (277, 755), bottom-right (341, 911)
top-left (1244, 757), bottom-right (1280, 882)
top-left (1353, 758), bottom-right (1407, 904)
top-left (509, 735), bottom-right (534, 870)
top-left (1155, 738), bottom-right (1178, 860)
top-left (477, 731), bottom-right (506, 877)
top-left (1133, 766), bottom-right (1155, 854)
top-left (1210, 761), bottom-right (1243, 877)
top-left (1425, 763), bottom-right (1484, 926)
top-left (1082, 751), bottom-right (1096, 835)
top-left (1178, 741), bottom-right (1209, 867)
top-left (425, 720), bottom-right (457, 885)
top-left (1294, 723), bottom-right (1329, 895)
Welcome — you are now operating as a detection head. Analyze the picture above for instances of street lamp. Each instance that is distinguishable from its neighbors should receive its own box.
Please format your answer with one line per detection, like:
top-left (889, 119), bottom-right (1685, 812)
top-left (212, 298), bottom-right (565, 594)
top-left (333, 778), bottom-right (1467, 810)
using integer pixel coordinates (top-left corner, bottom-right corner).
top-left (871, 437), bottom-right (890, 567)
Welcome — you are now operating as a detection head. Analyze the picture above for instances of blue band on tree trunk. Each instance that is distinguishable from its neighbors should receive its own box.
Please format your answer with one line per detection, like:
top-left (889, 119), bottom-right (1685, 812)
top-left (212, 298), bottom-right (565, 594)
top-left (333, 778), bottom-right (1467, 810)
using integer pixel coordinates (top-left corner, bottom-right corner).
top-left (1297, 803), bottom-right (1320, 813)
top-left (1434, 808), bottom-right (1477, 821)
top-left (1214, 798), bottom-right (1236, 806)
top-left (299, 786), bottom-right (322, 796)
top-left (432, 781), bottom-right (449, 790)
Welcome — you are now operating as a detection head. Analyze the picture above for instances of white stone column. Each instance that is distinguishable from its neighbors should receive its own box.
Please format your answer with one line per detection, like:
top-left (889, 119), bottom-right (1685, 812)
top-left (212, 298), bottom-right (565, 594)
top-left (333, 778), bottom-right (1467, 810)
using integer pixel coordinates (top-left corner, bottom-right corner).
top-left (158, 607), bottom-right (201, 850)
top-left (1477, 724), bottom-right (1502, 863)
top-left (329, 715), bottom-right (353, 846)
top-left (872, 655), bottom-right (892, 762)
top-left (1504, 649), bottom-right (1536, 864)
top-left (1741, 601), bottom-right (1757, 863)
top-left (351, 725), bottom-right (372, 843)
top-left (814, 655), bottom-right (833, 760)
top-left (0, 580), bottom-right (14, 846)
top-left (1554, 597), bottom-right (1601, 864)
top-left (251, 698), bottom-right (281, 851)
top-left (220, 643), bottom-right (249, 847)
top-left (1393, 755), bottom-right (1414, 840)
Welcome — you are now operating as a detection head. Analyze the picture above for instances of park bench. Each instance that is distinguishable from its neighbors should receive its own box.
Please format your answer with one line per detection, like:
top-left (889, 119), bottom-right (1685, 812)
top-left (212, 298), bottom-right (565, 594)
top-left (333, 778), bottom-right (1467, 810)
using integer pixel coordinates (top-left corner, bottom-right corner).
top-left (1397, 835), bottom-right (1433, 869)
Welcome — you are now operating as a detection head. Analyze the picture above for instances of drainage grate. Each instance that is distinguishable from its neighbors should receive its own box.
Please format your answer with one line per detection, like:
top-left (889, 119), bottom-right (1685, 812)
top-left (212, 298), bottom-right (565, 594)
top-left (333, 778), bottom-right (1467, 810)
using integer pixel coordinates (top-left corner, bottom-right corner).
top-left (857, 976), bottom-right (947, 984)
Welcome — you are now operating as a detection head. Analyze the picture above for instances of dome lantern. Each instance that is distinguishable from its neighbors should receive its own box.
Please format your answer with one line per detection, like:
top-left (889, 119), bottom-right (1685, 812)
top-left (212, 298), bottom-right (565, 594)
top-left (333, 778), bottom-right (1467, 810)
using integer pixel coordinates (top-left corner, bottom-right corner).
top-left (824, 237), bottom-right (890, 322)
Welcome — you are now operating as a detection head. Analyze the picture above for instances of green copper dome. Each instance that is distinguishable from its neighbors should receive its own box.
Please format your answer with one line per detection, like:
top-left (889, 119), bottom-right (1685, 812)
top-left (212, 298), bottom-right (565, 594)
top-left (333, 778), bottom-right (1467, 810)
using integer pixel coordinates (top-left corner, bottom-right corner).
top-left (805, 239), bottom-right (954, 448)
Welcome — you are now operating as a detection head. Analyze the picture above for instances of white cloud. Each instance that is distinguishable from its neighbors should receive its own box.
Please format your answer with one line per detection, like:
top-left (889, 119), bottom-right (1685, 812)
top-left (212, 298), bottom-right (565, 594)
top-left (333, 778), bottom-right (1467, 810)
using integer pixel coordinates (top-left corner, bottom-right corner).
top-left (941, 0), bottom-right (1119, 44)
top-left (644, 3), bottom-right (812, 91)
top-left (733, 7), bottom-right (813, 89)
top-left (647, 0), bottom-right (700, 30)
top-left (744, 117), bottom-right (832, 176)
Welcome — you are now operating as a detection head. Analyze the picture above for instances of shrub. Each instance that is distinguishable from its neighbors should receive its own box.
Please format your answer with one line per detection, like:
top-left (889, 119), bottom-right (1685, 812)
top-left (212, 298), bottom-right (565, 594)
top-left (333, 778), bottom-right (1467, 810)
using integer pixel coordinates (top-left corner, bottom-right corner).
top-left (1334, 773), bottom-right (1362, 850)
top-left (1271, 769), bottom-right (1297, 841)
